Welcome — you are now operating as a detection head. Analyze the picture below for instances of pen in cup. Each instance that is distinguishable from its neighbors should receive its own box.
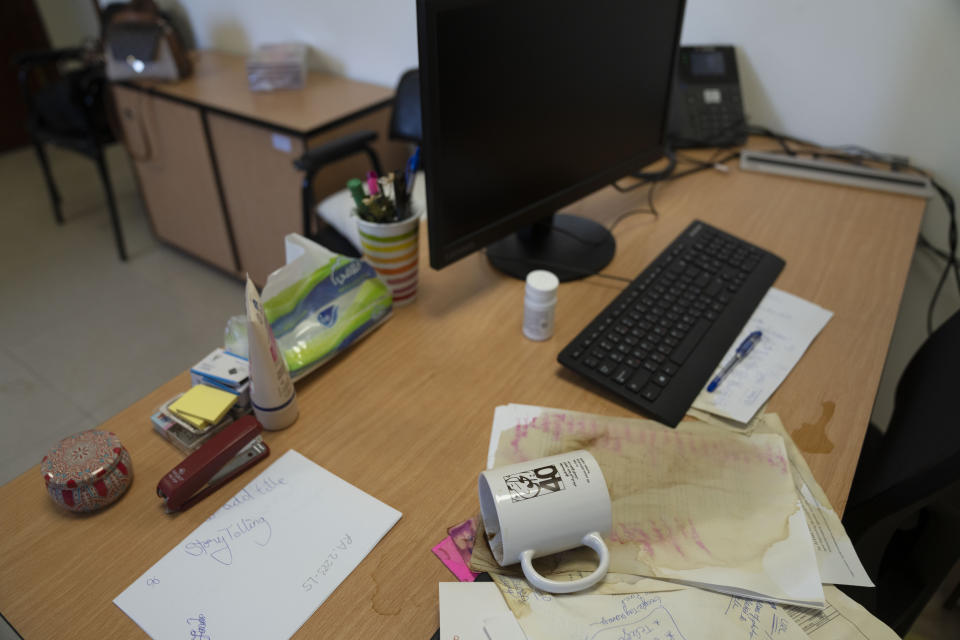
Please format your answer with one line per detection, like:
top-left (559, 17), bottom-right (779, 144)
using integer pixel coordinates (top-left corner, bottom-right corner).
top-left (706, 330), bottom-right (762, 392)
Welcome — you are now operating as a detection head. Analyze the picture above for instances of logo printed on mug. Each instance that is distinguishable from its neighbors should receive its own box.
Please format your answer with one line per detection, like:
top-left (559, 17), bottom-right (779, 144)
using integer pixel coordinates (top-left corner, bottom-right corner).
top-left (505, 464), bottom-right (565, 502)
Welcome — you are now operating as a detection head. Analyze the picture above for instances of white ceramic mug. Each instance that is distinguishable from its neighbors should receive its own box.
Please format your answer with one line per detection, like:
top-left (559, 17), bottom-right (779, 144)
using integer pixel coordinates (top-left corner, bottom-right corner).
top-left (478, 450), bottom-right (611, 593)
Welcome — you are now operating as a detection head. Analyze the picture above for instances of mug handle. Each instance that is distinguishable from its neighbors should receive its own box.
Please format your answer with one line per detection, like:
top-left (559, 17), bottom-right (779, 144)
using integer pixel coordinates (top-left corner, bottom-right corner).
top-left (519, 531), bottom-right (610, 594)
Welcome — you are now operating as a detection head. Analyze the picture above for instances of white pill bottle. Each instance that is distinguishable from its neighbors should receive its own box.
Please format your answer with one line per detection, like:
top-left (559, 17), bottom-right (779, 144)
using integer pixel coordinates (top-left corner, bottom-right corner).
top-left (523, 270), bottom-right (559, 341)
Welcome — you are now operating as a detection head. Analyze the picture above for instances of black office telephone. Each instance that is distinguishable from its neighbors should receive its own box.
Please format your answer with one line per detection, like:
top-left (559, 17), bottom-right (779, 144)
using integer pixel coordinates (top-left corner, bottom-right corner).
top-left (667, 45), bottom-right (746, 148)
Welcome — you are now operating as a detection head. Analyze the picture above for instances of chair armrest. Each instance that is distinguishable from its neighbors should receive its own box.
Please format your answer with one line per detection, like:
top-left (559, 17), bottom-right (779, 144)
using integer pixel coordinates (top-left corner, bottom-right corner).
top-left (293, 130), bottom-right (379, 175)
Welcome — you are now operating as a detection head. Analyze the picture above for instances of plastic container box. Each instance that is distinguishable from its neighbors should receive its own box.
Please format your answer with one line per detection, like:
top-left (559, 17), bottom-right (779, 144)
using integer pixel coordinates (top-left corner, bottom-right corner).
top-left (246, 43), bottom-right (307, 92)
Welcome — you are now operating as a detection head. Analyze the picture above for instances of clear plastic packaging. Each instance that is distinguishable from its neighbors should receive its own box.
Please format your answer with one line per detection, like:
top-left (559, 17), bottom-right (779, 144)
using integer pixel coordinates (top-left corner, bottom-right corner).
top-left (246, 43), bottom-right (307, 92)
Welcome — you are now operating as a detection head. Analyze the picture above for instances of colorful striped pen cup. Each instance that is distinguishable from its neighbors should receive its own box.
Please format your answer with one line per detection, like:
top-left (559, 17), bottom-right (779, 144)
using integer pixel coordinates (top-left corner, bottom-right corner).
top-left (353, 210), bottom-right (423, 306)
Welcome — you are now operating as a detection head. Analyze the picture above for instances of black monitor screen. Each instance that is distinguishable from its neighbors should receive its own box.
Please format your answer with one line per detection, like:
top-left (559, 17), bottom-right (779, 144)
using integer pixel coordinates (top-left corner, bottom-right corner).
top-left (418, 0), bottom-right (686, 273)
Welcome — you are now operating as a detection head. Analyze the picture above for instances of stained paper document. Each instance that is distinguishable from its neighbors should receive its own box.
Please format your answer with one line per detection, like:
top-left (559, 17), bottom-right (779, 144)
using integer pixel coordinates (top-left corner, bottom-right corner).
top-left (491, 573), bottom-right (812, 640)
top-left (751, 415), bottom-right (873, 587)
top-left (692, 288), bottom-right (833, 423)
top-left (114, 450), bottom-right (401, 640)
top-left (475, 406), bottom-right (823, 608)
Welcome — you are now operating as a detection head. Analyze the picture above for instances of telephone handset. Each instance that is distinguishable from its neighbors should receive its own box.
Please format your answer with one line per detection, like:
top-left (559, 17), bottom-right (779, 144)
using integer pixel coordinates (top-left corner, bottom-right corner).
top-left (667, 45), bottom-right (746, 148)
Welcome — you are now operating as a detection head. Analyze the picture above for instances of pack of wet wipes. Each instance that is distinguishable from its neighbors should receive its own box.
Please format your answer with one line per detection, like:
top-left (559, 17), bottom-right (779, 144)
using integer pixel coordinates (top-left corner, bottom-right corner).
top-left (261, 234), bottom-right (392, 381)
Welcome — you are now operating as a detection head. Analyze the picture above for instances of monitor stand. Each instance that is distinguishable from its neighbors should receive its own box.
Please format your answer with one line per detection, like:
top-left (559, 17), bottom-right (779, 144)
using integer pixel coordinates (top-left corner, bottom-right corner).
top-left (485, 213), bottom-right (615, 282)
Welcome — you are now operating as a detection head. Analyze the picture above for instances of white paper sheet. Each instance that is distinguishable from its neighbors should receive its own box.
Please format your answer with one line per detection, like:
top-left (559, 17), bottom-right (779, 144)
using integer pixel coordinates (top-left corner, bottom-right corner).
top-left (114, 449), bottom-right (401, 640)
top-left (492, 574), bottom-right (813, 640)
top-left (439, 582), bottom-right (519, 640)
top-left (692, 288), bottom-right (833, 423)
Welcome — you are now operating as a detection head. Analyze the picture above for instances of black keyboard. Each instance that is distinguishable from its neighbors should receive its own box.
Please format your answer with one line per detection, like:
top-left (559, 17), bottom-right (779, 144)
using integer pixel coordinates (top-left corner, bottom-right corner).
top-left (558, 220), bottom-right (785, 427)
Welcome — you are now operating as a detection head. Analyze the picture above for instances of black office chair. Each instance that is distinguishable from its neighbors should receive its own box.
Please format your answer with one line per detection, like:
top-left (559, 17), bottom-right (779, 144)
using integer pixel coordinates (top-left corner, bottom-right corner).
top-left (14, 6), bottom-right (128, 260)
top-left (839, 308), bottom-right (960, 636)
top-left (294, 69), bottom-right (421, 257)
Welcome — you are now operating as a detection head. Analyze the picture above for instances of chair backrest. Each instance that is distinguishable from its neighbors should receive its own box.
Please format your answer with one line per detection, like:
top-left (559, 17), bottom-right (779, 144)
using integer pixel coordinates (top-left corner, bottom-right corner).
top-left (389, 69), bottom-right (421, 144)
top-left (846, 308), bottom-right (960, 520)
top-left (840, 307), bottom-right (960, 635)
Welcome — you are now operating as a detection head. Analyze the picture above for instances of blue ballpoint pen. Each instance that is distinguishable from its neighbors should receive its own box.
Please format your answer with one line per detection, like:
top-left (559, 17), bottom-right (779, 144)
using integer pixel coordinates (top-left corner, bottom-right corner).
top-left (706, 330), bottom-right (762, 392)
top-left (405, 146), bottom-right (420, 193)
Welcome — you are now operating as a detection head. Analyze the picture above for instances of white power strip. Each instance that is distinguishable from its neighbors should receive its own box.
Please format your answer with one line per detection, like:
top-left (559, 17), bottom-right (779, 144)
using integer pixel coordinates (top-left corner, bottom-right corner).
top-left (740, 150), bottom-right (934, 198)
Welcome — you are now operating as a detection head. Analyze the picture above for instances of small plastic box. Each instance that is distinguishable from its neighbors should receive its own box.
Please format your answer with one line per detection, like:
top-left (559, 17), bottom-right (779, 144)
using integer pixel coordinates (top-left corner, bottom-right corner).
top-left (246, 43), bottom-right (308, 92)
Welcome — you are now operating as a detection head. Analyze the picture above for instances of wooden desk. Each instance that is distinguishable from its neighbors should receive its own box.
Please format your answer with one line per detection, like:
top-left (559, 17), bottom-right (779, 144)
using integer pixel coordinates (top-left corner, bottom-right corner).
top-left (112, 51), bottom-right (409, 283)
top-left (0, 150), bottom-right (925, 638)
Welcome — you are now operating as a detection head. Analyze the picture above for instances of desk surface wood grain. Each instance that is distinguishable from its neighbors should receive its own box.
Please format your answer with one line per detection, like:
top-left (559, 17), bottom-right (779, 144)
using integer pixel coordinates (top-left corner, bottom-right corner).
top-left (132, 50), bottom-right (395, 135)
top-left (0, 146), bottom-right (925, 638)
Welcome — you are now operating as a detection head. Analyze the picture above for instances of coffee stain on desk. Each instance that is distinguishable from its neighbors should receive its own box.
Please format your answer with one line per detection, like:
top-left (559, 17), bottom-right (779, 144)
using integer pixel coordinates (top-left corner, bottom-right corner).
top-left (793, 401), bottom-right (836, 454)
top-left (368, 558), bottom-right (402, 616)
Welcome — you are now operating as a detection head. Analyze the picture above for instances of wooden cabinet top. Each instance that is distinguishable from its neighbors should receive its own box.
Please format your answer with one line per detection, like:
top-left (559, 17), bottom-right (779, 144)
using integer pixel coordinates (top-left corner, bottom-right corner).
top-left (126, 50), bottom-right (395, 136)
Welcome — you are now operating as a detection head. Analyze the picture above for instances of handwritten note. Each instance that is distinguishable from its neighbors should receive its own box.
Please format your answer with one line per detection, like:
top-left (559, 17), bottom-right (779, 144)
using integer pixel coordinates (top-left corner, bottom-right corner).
top-left (491, 574), bottom-right (811, 640)
top-left (693, 288), bottom-right (833, 423)
top-left (114, 449), bottom-right (401, 640)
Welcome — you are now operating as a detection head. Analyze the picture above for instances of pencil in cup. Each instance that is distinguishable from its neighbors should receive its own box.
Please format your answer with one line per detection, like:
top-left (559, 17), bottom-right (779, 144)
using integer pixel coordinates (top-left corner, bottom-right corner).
top-left (354, 211), bottom-right (423, 305)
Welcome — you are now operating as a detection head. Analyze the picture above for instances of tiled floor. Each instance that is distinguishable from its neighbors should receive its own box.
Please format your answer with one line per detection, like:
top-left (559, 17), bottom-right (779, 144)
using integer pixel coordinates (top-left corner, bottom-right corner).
top-left (2, 143), bottom-right (959, 638)
top-left (0, 143), bottom-right (244, 489)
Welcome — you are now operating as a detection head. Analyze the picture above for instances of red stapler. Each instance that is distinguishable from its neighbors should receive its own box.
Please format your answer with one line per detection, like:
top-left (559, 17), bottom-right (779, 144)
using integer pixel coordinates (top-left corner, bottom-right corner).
top-left (157, 415), bottom-right (269, 512)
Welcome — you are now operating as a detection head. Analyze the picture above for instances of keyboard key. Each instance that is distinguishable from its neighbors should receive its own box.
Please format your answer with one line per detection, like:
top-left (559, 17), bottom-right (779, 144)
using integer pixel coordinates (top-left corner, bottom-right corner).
top-left (641, 384), bottom-right (661, 401)
top-left (627, 370), bottom-right (651, 393)
top-left (670, 318), bottom-right (711, 365)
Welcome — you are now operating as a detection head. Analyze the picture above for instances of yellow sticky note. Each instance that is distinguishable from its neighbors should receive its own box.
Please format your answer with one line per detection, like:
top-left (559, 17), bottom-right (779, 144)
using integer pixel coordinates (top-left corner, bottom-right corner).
top-left (170, 409), bottom-right (208, 430)
top-left (169, 384), bottom-right (237, 426)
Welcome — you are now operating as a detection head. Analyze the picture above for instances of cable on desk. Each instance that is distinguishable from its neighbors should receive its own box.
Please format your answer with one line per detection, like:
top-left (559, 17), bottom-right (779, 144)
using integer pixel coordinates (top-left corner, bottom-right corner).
top-left (607, 206), bottom-right (657, 233)
top-left (748, 125), bottom-right (960, 334)
top-left (481, 249), bottom-right (633, 284)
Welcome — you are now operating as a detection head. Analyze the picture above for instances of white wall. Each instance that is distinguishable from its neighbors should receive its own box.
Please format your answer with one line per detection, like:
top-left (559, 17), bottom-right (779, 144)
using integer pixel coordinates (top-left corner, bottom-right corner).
top-left (164, 0), bottom-right (419, 87)
top-left (43, 0), bottom-right (960, 427)
top-left (679, 0), bottom-right (960, 428)
top-left (34, 0), bottom-right (100, 47)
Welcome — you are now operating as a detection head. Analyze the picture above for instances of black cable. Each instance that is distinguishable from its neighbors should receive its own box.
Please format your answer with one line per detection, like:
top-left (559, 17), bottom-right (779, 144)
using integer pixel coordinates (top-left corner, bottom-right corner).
top-left (608, 205), bottom-right (656, 233)
top-left (631, 144), bottom-right (677, 182)
top-left (646, 180), bottom-right (660, 218)
top-left (482, 249), bottom-right (633, 284)
top-left (926, 179), bottom-right (959, 335)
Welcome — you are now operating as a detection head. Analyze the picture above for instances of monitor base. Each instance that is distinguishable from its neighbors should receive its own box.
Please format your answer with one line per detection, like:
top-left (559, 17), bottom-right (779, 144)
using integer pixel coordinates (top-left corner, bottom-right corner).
top-left (486, 213), bottom-right (616, 282)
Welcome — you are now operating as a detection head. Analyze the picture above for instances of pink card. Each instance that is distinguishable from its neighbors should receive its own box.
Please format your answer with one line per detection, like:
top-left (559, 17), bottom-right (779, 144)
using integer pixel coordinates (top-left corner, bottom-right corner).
top-left (432, 536), bottom-right (479, 582)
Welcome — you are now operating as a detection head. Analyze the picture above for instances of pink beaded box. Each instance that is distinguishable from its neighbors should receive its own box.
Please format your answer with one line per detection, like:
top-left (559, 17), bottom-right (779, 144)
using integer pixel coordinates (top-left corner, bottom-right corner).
top-left (41, 430), bottom-right (133, 512)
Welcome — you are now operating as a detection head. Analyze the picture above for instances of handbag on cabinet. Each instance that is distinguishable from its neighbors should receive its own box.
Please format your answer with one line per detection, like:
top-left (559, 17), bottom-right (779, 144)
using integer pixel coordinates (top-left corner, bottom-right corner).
top-left (104, 0), bottom-right (192, 82)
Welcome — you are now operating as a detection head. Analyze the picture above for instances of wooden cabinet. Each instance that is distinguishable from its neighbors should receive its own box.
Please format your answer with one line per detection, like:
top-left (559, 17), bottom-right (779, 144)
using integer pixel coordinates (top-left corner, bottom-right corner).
top-left (113, 84), bottom-right (238, 273)
top-left (113, 51), bottom-right (409, 284)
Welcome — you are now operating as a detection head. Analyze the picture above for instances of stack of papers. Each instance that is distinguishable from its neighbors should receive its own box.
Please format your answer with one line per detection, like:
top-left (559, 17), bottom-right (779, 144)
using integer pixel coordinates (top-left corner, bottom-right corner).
top-left (454, 404), bottom-right (896, 640)
top-left (482, 405), bottom-right (825, 608)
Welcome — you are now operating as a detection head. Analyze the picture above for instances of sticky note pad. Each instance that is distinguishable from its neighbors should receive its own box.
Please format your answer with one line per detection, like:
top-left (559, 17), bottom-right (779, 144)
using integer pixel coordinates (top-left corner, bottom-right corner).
top-left (170, 410), bottom-right (208, 430)
top-left (168, 384), bottom-right (237, 426)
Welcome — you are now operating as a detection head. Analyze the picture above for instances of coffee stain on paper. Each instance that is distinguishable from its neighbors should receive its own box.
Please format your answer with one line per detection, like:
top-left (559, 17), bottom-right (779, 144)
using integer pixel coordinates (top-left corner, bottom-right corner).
top-left (486, 408), bottom-right (804, 588)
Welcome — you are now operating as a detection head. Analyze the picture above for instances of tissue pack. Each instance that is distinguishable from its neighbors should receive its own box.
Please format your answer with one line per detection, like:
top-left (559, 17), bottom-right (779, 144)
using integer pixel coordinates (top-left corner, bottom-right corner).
top-left (262, 235), bottom-right (392, 380)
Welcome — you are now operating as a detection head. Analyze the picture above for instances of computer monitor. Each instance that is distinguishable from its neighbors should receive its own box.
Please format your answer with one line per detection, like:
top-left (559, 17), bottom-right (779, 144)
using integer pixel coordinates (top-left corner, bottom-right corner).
top-left (416, 0), bottom-right (686, 281)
